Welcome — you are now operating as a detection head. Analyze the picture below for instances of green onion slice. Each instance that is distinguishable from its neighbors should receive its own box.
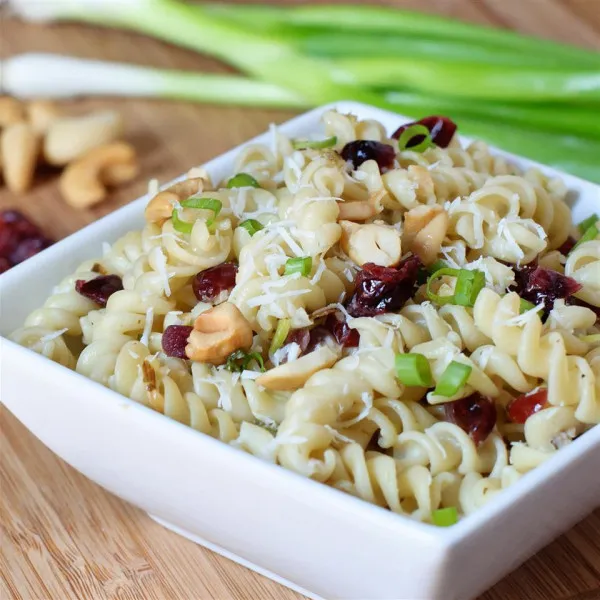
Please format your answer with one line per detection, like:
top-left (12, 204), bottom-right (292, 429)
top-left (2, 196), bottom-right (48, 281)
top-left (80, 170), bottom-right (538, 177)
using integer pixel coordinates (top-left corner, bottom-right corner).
top-left (226, 350), bottom-right (265, 373)
top-left (284, 256), bottom-right (312, 277)
top-left (397, 124), bottom-right (435, 153)
top-left (395, 353), bottom-right (433, 387)
top-left (270, 318), bottom-right (291, 354)
top-left (434, 361), bottom-right (472, 397)
top-left (426, 267), bottom-right (460, 305)
top-left (519, 298), bottom-right (536, 313)
top-left (239, 219), bottom-right (264, 237)
top-left (292, 135), bottom-right (337, 150)
top-left (428, 259), bottom-right (448, 274)
top-left (577, 213), bottom-right (598, 234)
top-left (453, 269), bottom-right (485, 307)
top-left (227, 173), bottom-right (260, 189)
top-left (172, 197), bottom-right (222, 233)
top-left (432, 507), bottom-right (458, 527)
top-left (573, 224), bottom-right (598, 250)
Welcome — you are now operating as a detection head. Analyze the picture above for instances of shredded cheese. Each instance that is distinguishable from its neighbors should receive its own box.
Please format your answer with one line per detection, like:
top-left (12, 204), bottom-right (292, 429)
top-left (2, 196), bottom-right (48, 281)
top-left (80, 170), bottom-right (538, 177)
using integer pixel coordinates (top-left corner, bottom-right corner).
top-left (40, 328), bottom-right (68, 344)
top-left (139, 307), bottom-right (154, 346)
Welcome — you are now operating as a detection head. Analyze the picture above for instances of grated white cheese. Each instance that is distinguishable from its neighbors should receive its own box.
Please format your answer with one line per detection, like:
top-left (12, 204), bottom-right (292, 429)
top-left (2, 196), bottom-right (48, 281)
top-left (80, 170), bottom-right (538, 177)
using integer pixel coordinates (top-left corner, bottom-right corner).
top-left (505, 302), bottom-right (545, 327)
top-left (150, 246), bottom-right (171, 297)
top-left (310, 258), bottom-right (326, 284)
top-left (323, 424), bottom-right (355, 444)
top-left (272, 342), bottom-right (301, 367)
top-left (241, 370), bottom-right (261, 380)
top-left (139, 307), bottom-right (154, 346)
top-left (40, 328), bottom-right (68, 344)
top-left (276, 226), bottom-right (304, 257)
top-left (339, 392), bottom-right (374, 427)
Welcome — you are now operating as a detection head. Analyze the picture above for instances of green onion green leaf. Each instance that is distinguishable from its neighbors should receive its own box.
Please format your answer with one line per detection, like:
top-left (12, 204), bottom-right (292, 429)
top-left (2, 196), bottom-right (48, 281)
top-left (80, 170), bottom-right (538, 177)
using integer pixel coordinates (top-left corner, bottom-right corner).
top-left (226, 350), bottom-right (265, 373)
top-left (454, 269), bottom-right (485, 307)
top-left (227, 172), bottom-right (260, 188)
top-left (578, 214), bottom-right (598, 234)
top-left (426, 267), bottom-right (460, 305)
top-left (428, 259), bottom-right (448, 274)
top-left (432, 507), bottom-right (458, 527)
top-left (292, 135), bottom-right (337, 150)
top-left (397, 123), bottom-right (435, 152)
top-left (434, 361), bottom-right (472, 397)
top-left (239, 219), bottom-right (264, 236)
top-left (284, 256), bottom-right (312, 277)
top-left (519, 298), bottom-right (536, 313)
top-left (270, 318), bottom-right (291, 354)
top-left (573, 224), bottom-right (598, 250)
top-left (395, 353), bottom-right (433, 387)
top-left (172, 197), bottom-right (223, 233)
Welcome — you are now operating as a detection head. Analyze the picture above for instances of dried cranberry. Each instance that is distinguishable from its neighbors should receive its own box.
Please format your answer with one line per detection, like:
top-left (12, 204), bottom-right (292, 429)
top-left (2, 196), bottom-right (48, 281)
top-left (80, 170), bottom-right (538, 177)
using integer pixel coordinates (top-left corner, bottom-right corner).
top-left (392, 115), bottom-right (457, 149)
top-left (285, 328), bottom-right (311, 354)
top-left (305, 326), bottom-right (335, 354)
top-left (340, 140), bottom-right (396, 172)
top-left (9, 237), bottom-right (53, 264)
top-left (162, 325), bottom-right (193, 359)
top-left (75, 274), bottom-right (123, 307)
top-left (507, 389), bottom-right (548, 424)
top-left (0, 257), bottom-right (11, 273)
top-left (346, 255), bottom-right (422, 318)
top-left (284, 326), bottom-right (336, 357)
top-left (512, 263), bottom-right (582, 319)
top-left (193, 262), bottom-right (238, 302)
top-left (445, 393), bottom-right (497, 445)
top-left (558, 236), bottom-right (577, 255)
top-left (325, 312), bottom-right (360, 347)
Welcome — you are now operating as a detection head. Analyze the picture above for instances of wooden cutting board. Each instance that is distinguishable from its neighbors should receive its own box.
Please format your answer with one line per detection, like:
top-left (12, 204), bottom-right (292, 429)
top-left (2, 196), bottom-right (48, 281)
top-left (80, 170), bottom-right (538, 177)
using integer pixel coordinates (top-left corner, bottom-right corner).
top-left (1, 1), bottom-right (599, 599)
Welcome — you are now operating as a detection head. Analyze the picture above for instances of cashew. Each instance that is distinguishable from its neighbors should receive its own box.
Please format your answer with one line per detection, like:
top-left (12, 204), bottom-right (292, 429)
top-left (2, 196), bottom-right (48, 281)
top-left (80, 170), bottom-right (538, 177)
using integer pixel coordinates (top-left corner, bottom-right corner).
top-left (186, 302), bottom-right (253, 365)
top-left (340, 220), bottom-right (402, 267)
top-left (187, 165), bottom-right (213, 188)
top-left (145, 177), bottom-right (207, 225)
top-left (403, 205), bottom-right (449, 265)
top-left (337, 188), bottom-right (386, 222)
top-left (0, 96), bottom-right (25, 128)
top-left (26, 99), bottom-right (62, 134)
top-left (0, 122), bottom-right (40, 193)
top-left (59, 141), bottom-right (138, 209)
top-left (256, 344), bottom-right (340, 390)
top-left (44, 110), bottom-right (124, 165)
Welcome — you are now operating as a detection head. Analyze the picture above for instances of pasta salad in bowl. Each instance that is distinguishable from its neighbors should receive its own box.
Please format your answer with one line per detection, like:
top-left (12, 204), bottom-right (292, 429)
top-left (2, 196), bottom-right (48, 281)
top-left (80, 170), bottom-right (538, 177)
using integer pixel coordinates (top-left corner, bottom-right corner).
top-left (8, 108), bottom-right (600, 528)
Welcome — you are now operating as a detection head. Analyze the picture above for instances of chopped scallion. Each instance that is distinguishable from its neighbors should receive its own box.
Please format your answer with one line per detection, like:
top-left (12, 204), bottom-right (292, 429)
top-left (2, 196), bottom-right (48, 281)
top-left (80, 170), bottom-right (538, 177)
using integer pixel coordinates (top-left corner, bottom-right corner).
top-left (519, 298), bottom-right (536, 313)
top-left (227, 172), bottom-right (260, 188)
top-left (397, 124), bottom-right (435, 152)
top-left (284, 256), bottom-right (312, 276)
top-left (172, 197), bottom-right (222, 233)
top-left (573, 224), bottom-right (598, 250)
top-left (239, 219), bottom-right (264, 236)
top-left (577, 214), bottom-right (598, 234)
top-left (432, 507), bottom-right (458, 527)
top-left (434, 361), bottom-right (472, 397)
top-left (292, 135), bottom-right (337, 150)
top-left (428, 259), bottom-right (448, 274)
top-left (453, 269), bottom-right (485, 307)
top-left (270, 318), bottom-right (291, 354)
top-left (226, 349), bottom-right (265, 372)
top-left (426, 267), bottom-right (460, 305)
top-left (395, 353), bottom-right (433, 387)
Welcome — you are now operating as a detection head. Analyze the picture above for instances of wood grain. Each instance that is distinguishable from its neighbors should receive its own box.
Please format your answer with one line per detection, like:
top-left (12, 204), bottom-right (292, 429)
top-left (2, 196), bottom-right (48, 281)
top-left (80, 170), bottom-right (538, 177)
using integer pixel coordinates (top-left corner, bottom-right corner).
top-left (1, 1), bottom-right (599, 599)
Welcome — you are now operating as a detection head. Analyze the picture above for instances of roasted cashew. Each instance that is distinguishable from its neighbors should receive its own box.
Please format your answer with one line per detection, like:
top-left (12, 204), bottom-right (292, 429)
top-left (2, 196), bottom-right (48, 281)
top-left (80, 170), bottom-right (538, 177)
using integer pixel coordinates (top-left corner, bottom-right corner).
top-left (26, 99), bottom-right (62, 134)
top-left (44, 110), bottom-right (124, 165)
top-left (403, 205), bottom-right (449, 265)
top-left (337, 188), bottom-right (386, 222)
top-left (186, 302), bottom-right (253, 365)
top-left (340, 220), bottom-right (402, 267)
top-left (0, 122), bottom-right (39, 193)
top-left (144, 177), bottom-right (208, 225)
top-left (59, 141), bottom-right (138, 209)
top-left (0, 96), bottom-right (25, 128)
top-left (256, 344), bottom-right (340, 391)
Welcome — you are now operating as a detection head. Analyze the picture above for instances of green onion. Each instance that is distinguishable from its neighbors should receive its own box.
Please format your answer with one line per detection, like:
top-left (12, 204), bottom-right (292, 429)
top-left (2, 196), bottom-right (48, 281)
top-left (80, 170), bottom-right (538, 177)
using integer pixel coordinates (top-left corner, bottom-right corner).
top-left (453, 269), bottom-right (485, 307)
top-left (227, 173), bottom-right (260, 188)
top-left (292, 135), bottom-right (337, 150)
top-left (427, 260), bottom-right (448, 274)
top-left (519, 298), bottom-right (536, 313)
top-left (270, 318), bottom-right (291, 354)
top-left (432, 507), bottom-right (458, 527)
top-left (395, 353), bottom-right (433, 387)
top-left (573, 224), bottom-right (599, 250)
top-left (239, 219), bottom-right (264, 237)
top-left (397, 124), bottom-right (434, 152)
top-left (434, 361), bottom-right (472, 397)
top-left (426, 267), bottom-right (460, 306)
top-left (284, 256), bottom-right (312, 277)
top-left (226, 350), bottom-right (265, 372)
top-left (578, 214), bottom-right (599, 234)
top-left (172, 197), bottom-right (222, 233)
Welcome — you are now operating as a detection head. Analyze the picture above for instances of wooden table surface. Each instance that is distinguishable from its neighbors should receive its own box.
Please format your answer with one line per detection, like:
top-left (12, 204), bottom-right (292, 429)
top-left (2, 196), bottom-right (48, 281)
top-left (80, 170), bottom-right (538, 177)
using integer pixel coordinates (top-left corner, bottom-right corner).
top-left (1, 1), bottom-right (599, 599)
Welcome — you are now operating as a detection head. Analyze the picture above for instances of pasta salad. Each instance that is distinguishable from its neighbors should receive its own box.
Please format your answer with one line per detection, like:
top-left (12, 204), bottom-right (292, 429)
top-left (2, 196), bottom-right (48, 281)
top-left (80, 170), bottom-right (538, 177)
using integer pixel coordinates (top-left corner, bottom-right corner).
top-left (11, 110), bottom-right (600, 525)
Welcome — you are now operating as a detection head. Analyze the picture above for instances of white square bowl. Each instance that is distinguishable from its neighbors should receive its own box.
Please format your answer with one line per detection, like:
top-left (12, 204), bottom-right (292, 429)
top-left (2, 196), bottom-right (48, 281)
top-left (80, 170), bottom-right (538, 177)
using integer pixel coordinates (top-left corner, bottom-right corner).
top-left (1, 101), bottom-right (599, 600)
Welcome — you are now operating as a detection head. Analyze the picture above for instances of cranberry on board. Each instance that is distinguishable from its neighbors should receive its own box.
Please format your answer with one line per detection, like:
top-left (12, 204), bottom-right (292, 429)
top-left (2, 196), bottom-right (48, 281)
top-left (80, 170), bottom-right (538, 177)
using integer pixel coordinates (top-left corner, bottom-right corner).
top-left (0, 257), bottom-right (11, 274)
top-left (0, 209), bottom-right (53, 271)
top-left (346, 255), bottom-right (422, 317)
top-left (507, 389), bottom-right (548, 424)
top-left (325, 312), bottom-right (360, 347)
top-left (445, 393), bottom-right (497, 445)
top-left (340, 140), bottom-right (396, 172)
top-left (392, 116), bottom-right (458, 149)
top-left (9, 237), bottom-right (53, 265)
top-left (162, 325), bottom-right (194, 359)
top-left (75, 274), bottom-right (123, 307)
top-left (193, 262), bottom-right (238, 302)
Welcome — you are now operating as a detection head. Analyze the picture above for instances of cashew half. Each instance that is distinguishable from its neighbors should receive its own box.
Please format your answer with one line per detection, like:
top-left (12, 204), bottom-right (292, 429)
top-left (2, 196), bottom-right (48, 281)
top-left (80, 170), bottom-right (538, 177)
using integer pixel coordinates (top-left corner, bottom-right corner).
top-left (59, 141), bottom-right (138, 209)
top-left (340, 220), bottom-right (402, 267)
top-left (186, 302), bottom-right (253, 365)
top-left (26, 99), bottom-right (62, 134)
top-left (0, 96), bottom-right (25, 128)
top-left (0, 122), bottom-right (39, 193)
top-left (44, 110), bottom-right (124, 165)
top-left (145, 177), bottom-right (208, 225)
top-left (337, 188), bottom-right (386, 222)
top-left (403, 205), bottom-right (449, 265)
top-left (256, 344), bottom-right (341, 390)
